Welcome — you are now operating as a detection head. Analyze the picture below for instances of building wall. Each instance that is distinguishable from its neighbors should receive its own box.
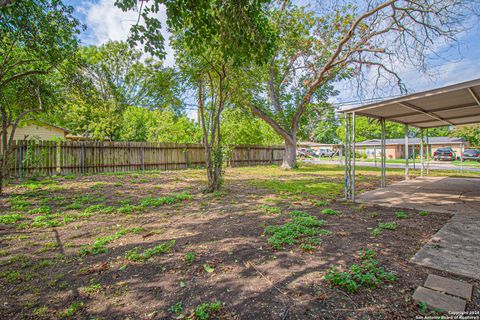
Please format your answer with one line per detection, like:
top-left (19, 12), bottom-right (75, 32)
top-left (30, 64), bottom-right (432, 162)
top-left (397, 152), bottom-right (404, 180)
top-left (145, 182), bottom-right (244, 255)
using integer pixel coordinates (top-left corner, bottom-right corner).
top-left (357, 143), bottom-right (468, 159)
top-left (8, 124), bottom-right (66, 141)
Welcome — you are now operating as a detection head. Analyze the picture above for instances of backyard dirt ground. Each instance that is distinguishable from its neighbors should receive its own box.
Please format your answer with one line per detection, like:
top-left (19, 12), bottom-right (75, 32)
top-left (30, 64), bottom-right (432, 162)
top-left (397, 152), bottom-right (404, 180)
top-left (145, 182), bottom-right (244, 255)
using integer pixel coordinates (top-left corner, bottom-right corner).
top-left (0, 164), bottom-right (479, 319)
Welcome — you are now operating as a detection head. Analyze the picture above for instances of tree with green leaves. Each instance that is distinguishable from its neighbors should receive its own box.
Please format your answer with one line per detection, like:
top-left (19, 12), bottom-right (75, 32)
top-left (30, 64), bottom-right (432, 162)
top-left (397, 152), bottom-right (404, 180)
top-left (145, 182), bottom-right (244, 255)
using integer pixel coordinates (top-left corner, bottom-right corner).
top-left (119, 106), bottom-right (200, 143)
top-left (451, 125), bottom-right (480, 146)
top-left (0, 0), bottom-right (81, 193)
top-left (55, 41), bottom-right (183, 140)
top-left (239, 0), bottom-right (476, 169)
top-left (117, 0), bottom-right (275, 192)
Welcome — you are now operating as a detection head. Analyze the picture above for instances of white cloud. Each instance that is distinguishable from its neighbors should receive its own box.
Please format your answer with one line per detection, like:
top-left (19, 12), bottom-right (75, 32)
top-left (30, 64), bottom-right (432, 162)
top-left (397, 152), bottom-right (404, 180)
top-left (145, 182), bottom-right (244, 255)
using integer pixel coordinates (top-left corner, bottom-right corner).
top-left (78, 0), bottom-right (175, 66)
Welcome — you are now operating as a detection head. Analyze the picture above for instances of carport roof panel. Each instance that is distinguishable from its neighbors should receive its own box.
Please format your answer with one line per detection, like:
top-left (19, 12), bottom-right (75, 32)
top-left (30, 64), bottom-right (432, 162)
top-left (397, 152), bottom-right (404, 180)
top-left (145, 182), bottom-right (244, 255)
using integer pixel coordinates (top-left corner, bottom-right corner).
top-left (341, 78), bottom-right (480, 128)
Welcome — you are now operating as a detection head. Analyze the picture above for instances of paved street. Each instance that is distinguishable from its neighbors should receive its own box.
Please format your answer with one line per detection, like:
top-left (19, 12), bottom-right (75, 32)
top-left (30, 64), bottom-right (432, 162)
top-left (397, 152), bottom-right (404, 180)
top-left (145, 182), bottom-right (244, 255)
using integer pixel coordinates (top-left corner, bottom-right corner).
top-left (303, 159), bottom-right (480, 172)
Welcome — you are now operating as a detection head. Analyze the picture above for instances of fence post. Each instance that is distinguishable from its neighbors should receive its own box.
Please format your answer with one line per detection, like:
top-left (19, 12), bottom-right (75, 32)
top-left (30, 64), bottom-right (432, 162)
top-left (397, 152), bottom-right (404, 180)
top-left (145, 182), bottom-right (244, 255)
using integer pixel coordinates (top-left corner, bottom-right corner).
top-left (81, 142), bottom-right (85, 175)
top-left (56, 140), bottom-right (62, 175)
top-left (271, 147), bottom-right (274, 164)
top-left (185, 145), bottom-right (190, 169)
top-left (248, 147), bottom-right (251, 166)
top-left (18, 141), bottom-right (23, 179)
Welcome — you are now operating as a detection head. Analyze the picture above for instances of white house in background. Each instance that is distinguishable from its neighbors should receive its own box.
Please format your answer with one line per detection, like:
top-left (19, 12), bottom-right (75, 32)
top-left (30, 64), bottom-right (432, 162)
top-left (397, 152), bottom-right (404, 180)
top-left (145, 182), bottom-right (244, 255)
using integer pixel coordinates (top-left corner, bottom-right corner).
top-left (8, 121), bottom-right (69, 141)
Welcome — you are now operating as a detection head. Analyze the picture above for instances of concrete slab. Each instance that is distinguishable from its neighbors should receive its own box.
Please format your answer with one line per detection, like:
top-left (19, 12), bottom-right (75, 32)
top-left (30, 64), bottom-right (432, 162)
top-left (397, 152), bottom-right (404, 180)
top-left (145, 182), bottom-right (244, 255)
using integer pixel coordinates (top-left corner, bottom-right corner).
top-left (410, 213), bottom-right (480, 280)
top-left (413, 286), bottom-right (466, 312)
top-left (357, 177), bottom-right (480, 215)
top-left (358, 177), bottom-right (480, 280)
top-left (424, 274), bottom-right (473, 300)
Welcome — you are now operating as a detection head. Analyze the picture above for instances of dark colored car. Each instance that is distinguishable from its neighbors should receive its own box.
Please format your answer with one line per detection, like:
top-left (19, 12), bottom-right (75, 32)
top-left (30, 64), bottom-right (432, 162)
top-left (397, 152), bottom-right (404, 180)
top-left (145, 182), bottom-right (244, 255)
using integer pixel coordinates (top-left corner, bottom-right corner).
top-left (462, 149), bottom-right (480, 162)
top-left (433, 147), bottom-right (456, 161)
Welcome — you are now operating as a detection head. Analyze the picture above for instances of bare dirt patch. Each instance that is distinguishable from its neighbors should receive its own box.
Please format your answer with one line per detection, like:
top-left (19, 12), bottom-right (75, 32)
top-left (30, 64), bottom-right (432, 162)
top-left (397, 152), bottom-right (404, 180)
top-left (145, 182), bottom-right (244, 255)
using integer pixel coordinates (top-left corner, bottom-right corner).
top-left (0, 164), bottom-right (478, 319)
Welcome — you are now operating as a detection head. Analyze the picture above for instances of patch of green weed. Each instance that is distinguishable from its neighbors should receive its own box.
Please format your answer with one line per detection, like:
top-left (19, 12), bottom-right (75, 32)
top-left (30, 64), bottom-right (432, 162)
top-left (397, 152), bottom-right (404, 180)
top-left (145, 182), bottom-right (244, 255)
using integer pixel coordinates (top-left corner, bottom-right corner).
top-left (325, 249), bottom-right (397, 293)
top-left (264, 211), bottom-right (330, 250)
top-left (124, 240), bottom-right (176, 262)
top-left (0, 213), bottom-right (23, 224)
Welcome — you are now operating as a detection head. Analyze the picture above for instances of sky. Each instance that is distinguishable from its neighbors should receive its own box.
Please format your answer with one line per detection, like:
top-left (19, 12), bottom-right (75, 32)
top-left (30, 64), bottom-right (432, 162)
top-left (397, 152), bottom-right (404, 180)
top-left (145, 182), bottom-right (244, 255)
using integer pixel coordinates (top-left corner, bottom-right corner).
top-left (67, 0), bottom-right (480, 112)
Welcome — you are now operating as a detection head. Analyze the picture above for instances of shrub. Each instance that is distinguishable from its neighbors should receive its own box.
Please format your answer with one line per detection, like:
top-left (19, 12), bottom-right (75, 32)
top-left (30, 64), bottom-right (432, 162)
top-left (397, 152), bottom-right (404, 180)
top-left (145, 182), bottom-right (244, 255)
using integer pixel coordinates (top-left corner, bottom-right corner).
top-left (325, 249), bottom-right (397, 293)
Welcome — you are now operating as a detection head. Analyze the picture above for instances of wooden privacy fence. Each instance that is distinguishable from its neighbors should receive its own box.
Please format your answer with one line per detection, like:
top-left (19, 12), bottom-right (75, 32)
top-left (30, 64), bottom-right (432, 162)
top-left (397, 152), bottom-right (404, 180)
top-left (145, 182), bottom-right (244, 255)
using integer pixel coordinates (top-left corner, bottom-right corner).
top-left (6, 140), bottom-right (285, 178)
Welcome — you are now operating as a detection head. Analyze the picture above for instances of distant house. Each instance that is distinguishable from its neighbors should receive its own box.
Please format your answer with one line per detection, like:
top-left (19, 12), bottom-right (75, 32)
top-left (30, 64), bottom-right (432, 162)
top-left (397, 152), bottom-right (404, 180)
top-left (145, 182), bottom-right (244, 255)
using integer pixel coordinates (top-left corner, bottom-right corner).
top-left (8, 121), bottom-right (70, 141)
top-left (355, 137), bottom-right (469, 159)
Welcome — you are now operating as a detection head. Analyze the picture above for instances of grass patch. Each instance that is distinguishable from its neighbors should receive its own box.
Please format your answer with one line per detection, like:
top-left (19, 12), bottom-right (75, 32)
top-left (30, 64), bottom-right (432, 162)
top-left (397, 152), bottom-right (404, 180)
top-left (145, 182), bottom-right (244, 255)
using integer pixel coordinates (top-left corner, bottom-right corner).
top-left (124, 240), bottom-right (175, 262)
top-left (325, 249), bottom-right (397, 293)
top-left (259, 204), bottom-right (281, 215)
top-left (60, 301), bottom-right (84, 318)
top-left (251, 179), bottom-right (342, 199)
top-left (0, 213), bottom-right (23, 224)
top-left (79, 227), bottom-right (142, 255)
top-left (396, 211), bottom-right (408, 219)
top-left (372, 221), bottom-right (397, 236)
top-left (27, 206), bottom-right (52, 215)
top-left (264, 211), bottom-right (330, 250)
top-left (321, 208), bottom-right (339, 215)
top-left (185, 252), bottom-right (196, 264)
top-left (139, 192), bottom-right (192, 207)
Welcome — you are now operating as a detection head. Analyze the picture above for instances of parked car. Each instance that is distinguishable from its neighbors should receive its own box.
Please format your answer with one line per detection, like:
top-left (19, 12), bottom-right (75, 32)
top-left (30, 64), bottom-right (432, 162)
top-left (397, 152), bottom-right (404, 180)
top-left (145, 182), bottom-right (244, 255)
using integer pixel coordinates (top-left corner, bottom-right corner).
top-left (462, 149), bottom-right (480, 162)
top-left (433, 147), bottom-right (456, 161)
top-left (297, 148), bottom-right (316, 158)
top-left (316, 148), bottom-right (335, 157)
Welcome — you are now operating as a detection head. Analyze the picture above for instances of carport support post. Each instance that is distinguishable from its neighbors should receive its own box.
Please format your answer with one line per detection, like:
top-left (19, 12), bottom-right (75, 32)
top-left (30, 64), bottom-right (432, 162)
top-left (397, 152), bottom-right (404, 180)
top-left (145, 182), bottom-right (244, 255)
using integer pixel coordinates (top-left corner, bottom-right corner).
top-left (426, 128), bottom-right (430, 176)
top-left (380, 118), bottom-right (386, 188)
top-left (352, 112), bottom-right (356, 202)
top-left (404, 124), bottom-right (409, 180)
top-left (420, 129), bottom-right (424, 177)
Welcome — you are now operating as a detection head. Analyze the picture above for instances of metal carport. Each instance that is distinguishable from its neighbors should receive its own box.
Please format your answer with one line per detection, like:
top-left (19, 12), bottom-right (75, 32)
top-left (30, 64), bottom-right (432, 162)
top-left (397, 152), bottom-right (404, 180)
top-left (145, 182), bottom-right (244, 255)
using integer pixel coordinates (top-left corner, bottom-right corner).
top-left (340, 78), bottom-right (480, 201)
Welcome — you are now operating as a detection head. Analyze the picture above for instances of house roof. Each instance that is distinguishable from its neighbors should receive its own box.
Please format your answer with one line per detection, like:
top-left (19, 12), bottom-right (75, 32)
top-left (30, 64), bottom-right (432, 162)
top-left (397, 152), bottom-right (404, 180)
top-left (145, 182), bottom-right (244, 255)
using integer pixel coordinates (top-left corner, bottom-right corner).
top-left (340, 78), bottom-right (480, 128)
top-left (297, 141), bottom-right (341, 147)
top-left (28, 120), bottom-right (70, 133)
top-left (356, 136), bottom-right (466, 146)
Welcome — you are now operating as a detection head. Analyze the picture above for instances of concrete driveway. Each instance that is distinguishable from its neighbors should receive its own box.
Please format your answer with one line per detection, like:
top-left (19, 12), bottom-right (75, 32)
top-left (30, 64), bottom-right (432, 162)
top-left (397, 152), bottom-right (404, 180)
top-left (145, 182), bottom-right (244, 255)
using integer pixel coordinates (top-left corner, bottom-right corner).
top-left (357, 177), bottom-right (480, 280)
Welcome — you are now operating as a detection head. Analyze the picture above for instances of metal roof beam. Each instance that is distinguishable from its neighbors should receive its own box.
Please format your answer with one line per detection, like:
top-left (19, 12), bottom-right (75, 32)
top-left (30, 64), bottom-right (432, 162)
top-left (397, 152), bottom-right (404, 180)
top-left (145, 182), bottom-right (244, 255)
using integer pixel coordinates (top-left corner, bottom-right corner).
top-left (468, 87), bottom-right (480, 106)
top-left (407, 112), bottom-right (480, 125)
top-left (397, 102), bottom-right (454, 126)
top-left (383, 103), bottom-right (479, 119)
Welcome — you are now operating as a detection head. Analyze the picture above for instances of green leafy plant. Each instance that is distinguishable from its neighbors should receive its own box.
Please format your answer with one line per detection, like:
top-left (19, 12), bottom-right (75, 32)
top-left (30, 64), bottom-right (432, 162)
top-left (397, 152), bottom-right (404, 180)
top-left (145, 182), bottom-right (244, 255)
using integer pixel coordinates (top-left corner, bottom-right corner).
top-left (60, 301), bottom-right (84, 318)
top-left (124, 240), bottom-right (175, 261)
top-left (325, 249), bottom-right (397, 293)
top-left (259, 204), bottom-right (281, 215)
top-left (396, 211), bottom-right (408, 219)
top-left (28, 206), bottom-right (52, 215)
top-left (193, 301), bottom-right (222, 320)
top-left (139, 192), bottom-right (192, 207)
top-left (0, 213), bottom-right (23, 224)
top-left (80, 228), bottom-right (141, 255)
top-left (419, 211), bottom-right (429, 216)
top-left (321, 208), bottom-right (339, 215)
top-left (378, 221), bottom-right (397, 230)
top-left (264, 211), bottom-right (330, 250)
top-left (169, 301), bottom-right (184, 315)
top-left (185, 252), bottom-right (196, 264)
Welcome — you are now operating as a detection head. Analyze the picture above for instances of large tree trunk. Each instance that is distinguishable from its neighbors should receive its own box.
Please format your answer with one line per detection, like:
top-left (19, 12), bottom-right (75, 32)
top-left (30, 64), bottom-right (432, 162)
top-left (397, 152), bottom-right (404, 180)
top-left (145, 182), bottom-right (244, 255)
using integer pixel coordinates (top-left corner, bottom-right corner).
top-left (282, 137), bottom-right (297, 169)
